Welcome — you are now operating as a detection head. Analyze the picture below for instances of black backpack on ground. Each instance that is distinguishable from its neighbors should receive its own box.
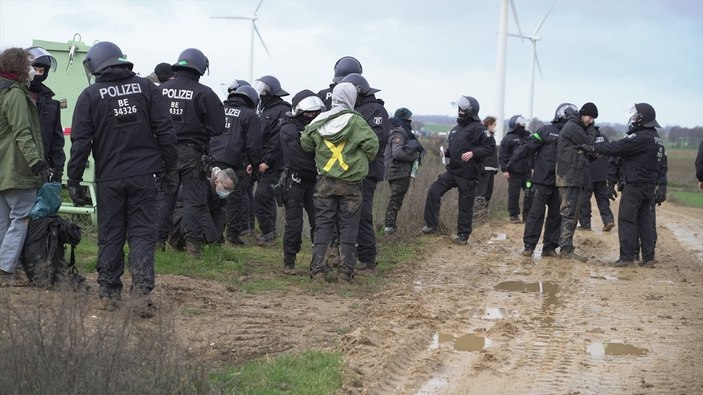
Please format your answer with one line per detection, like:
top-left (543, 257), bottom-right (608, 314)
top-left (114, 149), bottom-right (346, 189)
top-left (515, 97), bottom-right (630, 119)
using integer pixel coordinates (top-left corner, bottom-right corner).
top-left (20, 215), bottom-right (87, 290)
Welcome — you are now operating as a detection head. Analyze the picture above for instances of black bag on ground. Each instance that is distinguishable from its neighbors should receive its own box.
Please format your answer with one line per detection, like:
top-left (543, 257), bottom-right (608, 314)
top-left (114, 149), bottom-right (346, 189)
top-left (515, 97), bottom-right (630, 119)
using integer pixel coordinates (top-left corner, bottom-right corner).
top-left (20, 215), bottom-right (87, 289)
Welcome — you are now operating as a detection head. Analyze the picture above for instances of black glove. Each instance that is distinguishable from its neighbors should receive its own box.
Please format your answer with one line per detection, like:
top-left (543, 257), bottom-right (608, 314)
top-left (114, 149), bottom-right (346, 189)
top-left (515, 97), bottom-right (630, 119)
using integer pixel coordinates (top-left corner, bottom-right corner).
top-left (161, 168), bottom-right (180, 195)
top-left (50, 170), bottom-right (63, 183)
top-left (576, 144), bottom-right (595, 154)
top-left (30, 161), bottom-right (52, 182)
top-left (201, 154), bottom-right (214, 176)
top-left (654, 184), bottom-right (667, 206)
top-left (67, 179), bottom-right (87, 207)
top-left (606, 181), bottom-right (618, 201)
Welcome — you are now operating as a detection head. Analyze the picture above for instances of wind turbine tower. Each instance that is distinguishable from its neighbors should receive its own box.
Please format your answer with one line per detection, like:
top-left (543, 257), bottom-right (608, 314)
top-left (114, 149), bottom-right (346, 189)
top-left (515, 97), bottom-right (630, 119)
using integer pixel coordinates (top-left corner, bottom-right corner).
top-left (212, 0), bottom-right (271, 83)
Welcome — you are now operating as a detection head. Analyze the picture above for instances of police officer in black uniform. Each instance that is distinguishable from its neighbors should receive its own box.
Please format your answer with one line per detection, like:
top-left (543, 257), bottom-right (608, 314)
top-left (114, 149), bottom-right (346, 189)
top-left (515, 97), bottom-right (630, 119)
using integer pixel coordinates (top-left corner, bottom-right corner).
top-left (421, 95), bottom-right (495, 245)
top-left (340, 73), bottom-right (388, 271)
top-left (583, 103), bottom-right (666, 266)
top-left (67, 41), bottom-right (178, 311)
top-left (279, 90), bottom-right (325, 275)
top-left (156, 48), bottom-right (225, 257)
top-left (317, 56), bottom-right (362, 110)
top-left (252, 75), bottom-right (291, 246)
top-left (578, 125), bottom-right (615, 231)
top-left (512, 103), bottom-right (576, 257)
top-left (499, 114), bottom-right (533, 223)
top-left (27, 47), bottom-right (64, 182)
top-left (210, 84), bottom-right (262, 245)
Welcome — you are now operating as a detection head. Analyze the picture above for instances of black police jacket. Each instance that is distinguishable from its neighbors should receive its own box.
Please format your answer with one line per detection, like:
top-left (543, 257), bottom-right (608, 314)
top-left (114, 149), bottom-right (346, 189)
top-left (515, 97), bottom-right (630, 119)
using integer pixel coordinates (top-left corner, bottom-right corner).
top-left (68, 67), bottom-right (177, 182)
top-left (556, 111), bottom-right (596, 187)
top-left (446, 118), bottom-right (496, 180)
top-left (589, 133), bottom-right (610, 183)
top-left (594, 127), bottom-right (662, 184)
top-left (317, 84), bottom-right (334, 110)
top-left (33, 84), bottom-right (65, 170)
top-left (499, 128), bottom-right (531, 175)
top-left (355, 94), bottom-right (388, 182)
top-left (159, 70), bottom-right (224, 151)
top-left (511, 121), bottom-right (564, 186)
top-left (280, 116), bottom-right (317, 181)
top-left (210, 95), bottom-right (262, 171)
top-left (259, 96), bottom-right (291, 171)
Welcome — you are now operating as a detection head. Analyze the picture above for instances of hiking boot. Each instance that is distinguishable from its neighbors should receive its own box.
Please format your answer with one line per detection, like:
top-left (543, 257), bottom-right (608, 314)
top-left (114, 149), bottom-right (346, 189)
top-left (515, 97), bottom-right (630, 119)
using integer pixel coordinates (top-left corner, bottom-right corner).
top-left (639, 259), bottom-right (656, 268)
top-left (603, 222), bottom-right (615, 232)
top-left (257, 232), bottom-right (276, 247)
top-left (99, 297), bottom-right (121, 312)
top-left (155, 241), bottom-right (166, 252)
top-left (227, 235), bottom-right (248, 246)
top-left (421, 225), bottom-right (437, 234)
top-left (185, 241), bottom-right (202, 257)
top-left (452, 234), bottom-right (469, 245)
top-left (559, 251), bottom-right (588, 262)
top-left (337, 271), bottom-right (353, 283)
top-left (509, 216), bottom-right (521, 224)
top-left (310, 271), bottom-right (327, 282)
top-left (384, 226), bottom-right (397, 235)
top-left (542, 249), bottom-right (558, 257)
top-left (282, 254), bottom-right (297, 275)
top-left (613, 259), bottom-right (635, 267)
top-left (131, 296), bottom-right (156, 318)
top-left (578, 225), bottom-right (591, 231)
top-left (521, 248), bottom-right (534, 257)
top-left (0, 270), bottom-right (15, 288)
top-left (356, 261), bottom-right (378, 276)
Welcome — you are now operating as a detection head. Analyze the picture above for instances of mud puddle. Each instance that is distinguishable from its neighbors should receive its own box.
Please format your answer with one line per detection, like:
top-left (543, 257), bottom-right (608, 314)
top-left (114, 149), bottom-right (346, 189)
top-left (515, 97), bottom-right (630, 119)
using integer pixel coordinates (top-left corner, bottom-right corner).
top-left (587, 342), bottom-right (648, 357)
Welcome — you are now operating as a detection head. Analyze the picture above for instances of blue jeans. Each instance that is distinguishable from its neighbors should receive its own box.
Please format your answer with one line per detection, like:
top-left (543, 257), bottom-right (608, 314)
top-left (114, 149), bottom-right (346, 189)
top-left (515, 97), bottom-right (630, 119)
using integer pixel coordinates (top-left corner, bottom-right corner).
top-left (0, 188), bottom-right (37, 273)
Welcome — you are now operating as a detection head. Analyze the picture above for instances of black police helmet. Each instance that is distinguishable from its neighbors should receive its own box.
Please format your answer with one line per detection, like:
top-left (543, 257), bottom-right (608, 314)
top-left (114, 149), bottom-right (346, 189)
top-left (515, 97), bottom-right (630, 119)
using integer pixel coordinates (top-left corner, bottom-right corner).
top-left (27, 47), bottom-right (57, 71)
top-left (233, 85), bottom-right (260, 107)
top-left (552, 102), bottom-right (577, 123)
top-left (452, 96), bottom-right (481, 121)
top-left (172, 48), bottom-right (209, 76)
top-left (341, 73), bottom-right (380, 96)
top-left (508, 114), bottom-right (527, 129)
top-left (83, 41), bottom-right (133, 76)
top-left (227, 79), bottom-right (250, 93)
top-left (253, 75), bottom-right (289, 97)
top-left (333, 56), bottom-right (362, 83)
top-left (633, 102), bottom-right (661, 128)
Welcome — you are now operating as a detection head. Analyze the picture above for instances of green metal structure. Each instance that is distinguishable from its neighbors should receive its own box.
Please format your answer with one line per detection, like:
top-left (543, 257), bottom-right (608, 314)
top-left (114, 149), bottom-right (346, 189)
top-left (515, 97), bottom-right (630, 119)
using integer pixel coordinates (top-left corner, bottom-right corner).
top-left (32, 34), bottom-right (97, 224)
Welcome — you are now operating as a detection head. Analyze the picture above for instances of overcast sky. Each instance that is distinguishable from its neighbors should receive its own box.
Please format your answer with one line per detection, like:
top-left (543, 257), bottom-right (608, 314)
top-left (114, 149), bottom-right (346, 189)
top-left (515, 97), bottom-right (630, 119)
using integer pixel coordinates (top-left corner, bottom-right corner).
top-left (1, 0), bottom-right (701, 128)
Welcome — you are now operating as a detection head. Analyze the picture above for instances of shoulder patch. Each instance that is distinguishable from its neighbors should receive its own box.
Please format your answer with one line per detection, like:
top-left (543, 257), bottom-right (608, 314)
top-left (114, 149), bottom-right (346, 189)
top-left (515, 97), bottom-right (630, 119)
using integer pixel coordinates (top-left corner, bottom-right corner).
top-left (484, 130), bottom-right (491, 137)
top-left (627, 133), bottom-right (636, 139)
top-left (393, 137), bottom-right (402, 144)
top-left (373, 116), bottom-right (383, 125)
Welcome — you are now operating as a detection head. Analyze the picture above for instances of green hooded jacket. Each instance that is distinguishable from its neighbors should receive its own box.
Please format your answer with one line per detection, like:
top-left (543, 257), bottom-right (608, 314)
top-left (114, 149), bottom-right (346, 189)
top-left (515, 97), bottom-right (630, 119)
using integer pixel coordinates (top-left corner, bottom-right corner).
top-left (0, 77), bottom-right (44, 191)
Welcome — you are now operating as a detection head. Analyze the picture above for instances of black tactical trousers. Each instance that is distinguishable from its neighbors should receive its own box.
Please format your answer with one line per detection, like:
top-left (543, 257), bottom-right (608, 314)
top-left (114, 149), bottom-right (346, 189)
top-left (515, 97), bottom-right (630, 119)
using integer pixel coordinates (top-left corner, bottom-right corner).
top-left (579, 180), bottom-right (614, 228)
top-left (157, 166), bottom-right (209, 245)
top-left (97, 174), bottom-right (157, 299)
top-left (424, 172), bottom-right (477, 236)
top-left (283, 177), bottom-right (316, 256)
top-left (523, 184), bottom-right (560, 251)
top-left (618, 183), bottom-right (655, 261)
top-left (224, 169), bottom-right (251, 241)
top-left (384, 177), bottom-right (411, 229)
top-left (310, 177), bottom-right (362, 275)
top-left (507, 173), bottom-right (533, 219)
top-left (255, 169), bottom-right (281, 235)
top-left (475, 170), bottom-right (495, 202)
top-left (558, 186), bottom-right (583, 253)
top-left (356, 178), bottom-right (378, 265)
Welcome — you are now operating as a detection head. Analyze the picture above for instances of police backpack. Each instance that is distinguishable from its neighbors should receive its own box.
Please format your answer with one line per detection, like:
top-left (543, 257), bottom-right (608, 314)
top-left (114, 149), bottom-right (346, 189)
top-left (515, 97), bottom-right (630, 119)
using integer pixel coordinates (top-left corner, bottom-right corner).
top-left (20, 215), bottom-right (87, 290)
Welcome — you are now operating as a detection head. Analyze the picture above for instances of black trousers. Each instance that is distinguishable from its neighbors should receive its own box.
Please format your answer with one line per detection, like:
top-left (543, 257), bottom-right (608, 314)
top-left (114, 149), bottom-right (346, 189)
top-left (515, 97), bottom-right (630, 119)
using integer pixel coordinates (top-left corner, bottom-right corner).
top-left (618, 183), bottom-right (655, 261)
top-left (384, 177), bottom-right (411, 228)
top-left (423, 171), bottom-right (477, 236)
top-left (97, 174), bottom-right (157, 298)
top-left (356, 178), bottom-right (378, 264)
top-left (157, 166), bottom-right (210, 245)
top-left (475, 170), bottom-right (495, 202)
top-left (523, 183), bottom-right (560, 251)
top-left (558, 186), bottom-right (583, 253)
top-left (255, 170), bottom-right (280, 235)
top-left (224, 168), bottom-right (251, 240)
top-left (579, 180), bottom-right (614, 227)
top-left (283, 177), bottom-right (316, 256)
top-left (507, 173), bottom-right (533, 219)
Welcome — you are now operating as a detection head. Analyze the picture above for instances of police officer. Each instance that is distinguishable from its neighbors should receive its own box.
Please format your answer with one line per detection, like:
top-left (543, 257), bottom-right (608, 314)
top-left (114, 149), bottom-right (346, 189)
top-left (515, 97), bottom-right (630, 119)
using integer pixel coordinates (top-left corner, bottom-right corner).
top-left (156, 48), bottom-right (225, 257)
top-left (578, 125), bottom-right (615, 231)
top-left (421, 96), bottom-right (495, 245)
top-left (340, 73), bottom-right (388, 272)
top-left (499, 114), bottom-right (533, 223)
top-left (279, 90), bottom-right (325, 275)
top-left (252, 75), bottom-right (290, 246)
top-left (210, 83), bottom-right (262, 245)
top-left (383, 107), bottom-right (423, 236)
top-left (555, 102), bottom-right (598, 261)
top-left (583, 103), bottom-right (666, 266)
top-left (27, 47), bottom-right (64, 182)
top-left (512, 103), bottom-right (576, 258)
top-left (317, 56), bottom-right (362, 110)
top-left (67, 41), bottom-right (178, 312)
top-left (474, 116), bottom-right (499, 216)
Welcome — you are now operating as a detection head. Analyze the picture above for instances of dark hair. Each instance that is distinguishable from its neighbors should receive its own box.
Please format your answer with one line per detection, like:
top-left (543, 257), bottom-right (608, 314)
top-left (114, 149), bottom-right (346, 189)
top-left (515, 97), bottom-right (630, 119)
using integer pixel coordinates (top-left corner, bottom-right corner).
top-left (0, 47), bottom-right (30, 82)
top-left (482, 116), bottom-right (497, 127)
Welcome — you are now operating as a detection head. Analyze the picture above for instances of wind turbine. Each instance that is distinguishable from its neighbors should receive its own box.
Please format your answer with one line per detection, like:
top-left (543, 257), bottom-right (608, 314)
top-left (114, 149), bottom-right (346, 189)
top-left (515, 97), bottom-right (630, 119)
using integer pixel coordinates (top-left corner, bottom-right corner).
top-left (212, 0), bottom-right (271, 83)
top-left (508, 1), bottom-right (555, 121)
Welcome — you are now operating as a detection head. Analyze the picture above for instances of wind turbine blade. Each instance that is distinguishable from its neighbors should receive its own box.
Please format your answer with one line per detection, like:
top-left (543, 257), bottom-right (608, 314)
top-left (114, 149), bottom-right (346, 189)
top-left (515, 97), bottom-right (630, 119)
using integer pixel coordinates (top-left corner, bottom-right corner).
top-left (253, 22), bottom-right (271, 57)
top-left (508, 33), bottom-right (530, 39)
top-left (254, 0), bottom-right (264, 16)
top-left (535, 51), bottom-right (544, 79)
top-left (533, 1), bottom-right (555, 36)
top-left (211, 16), bottom-right (252, 20)
top-left (509, 0), bottom-right (525, 41)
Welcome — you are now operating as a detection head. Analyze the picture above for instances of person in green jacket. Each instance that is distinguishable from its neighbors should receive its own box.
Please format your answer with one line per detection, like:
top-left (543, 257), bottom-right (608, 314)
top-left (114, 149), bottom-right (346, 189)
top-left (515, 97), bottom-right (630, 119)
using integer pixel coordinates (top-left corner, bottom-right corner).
top-left (301, 82), bottom-right (379, 282)
top-left (0, 47), bottom-right (50, 283)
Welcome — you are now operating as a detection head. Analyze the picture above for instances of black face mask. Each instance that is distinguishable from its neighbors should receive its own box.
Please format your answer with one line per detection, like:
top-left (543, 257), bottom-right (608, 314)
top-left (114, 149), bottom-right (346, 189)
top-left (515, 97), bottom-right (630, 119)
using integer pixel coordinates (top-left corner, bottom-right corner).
top-left (29, 74), bottom-right (43, 92)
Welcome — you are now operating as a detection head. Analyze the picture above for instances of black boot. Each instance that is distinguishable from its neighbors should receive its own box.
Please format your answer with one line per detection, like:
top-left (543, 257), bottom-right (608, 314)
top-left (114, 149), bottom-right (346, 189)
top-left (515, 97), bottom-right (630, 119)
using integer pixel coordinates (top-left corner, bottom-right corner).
top-left (282, 254), bottom-right (296, 275)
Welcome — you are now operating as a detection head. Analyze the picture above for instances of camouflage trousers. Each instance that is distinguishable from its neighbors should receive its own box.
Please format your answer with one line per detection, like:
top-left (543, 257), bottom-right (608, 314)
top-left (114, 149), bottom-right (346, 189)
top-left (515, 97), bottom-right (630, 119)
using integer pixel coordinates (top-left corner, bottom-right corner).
top-left (384, 177), bottom-right (411, 228)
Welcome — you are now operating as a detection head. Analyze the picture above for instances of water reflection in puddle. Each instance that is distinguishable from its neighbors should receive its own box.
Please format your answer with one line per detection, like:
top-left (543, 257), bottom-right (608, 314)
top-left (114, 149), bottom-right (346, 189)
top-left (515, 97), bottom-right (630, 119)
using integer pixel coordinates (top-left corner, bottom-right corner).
top-left (430, 333), bottom-right (492, 352)
top-left (587, 342), bottom-right (648, 357)
top-left (495, 280), bottom-right (558, 294)
top-left (481, 307), bottom-right (506, 320)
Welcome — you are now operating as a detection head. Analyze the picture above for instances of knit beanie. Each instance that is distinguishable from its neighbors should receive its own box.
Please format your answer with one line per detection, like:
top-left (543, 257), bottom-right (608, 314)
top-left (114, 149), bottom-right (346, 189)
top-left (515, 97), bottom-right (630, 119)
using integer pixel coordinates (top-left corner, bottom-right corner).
top-left (154, 62), bottom-right (174, 83)
top-left (579, 102), bottom-right (598, 118)
top-left (394, 107), bottom-right (412, 121)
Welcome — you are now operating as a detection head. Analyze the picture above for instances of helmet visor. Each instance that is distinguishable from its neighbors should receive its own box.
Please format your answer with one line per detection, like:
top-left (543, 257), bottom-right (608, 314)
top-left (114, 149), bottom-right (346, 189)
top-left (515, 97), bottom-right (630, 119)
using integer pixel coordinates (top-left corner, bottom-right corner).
top-left (625, 105), bottom-right (638, 127)
top-left (28, 47), bottom-right (57, 71)
top-left (252, 80), bottom-right (269, 96)
top-left (451, 96), bottom-right (472, 111)
top-left (293, 96), bottom-right (325, 115)
top-left (515, 115), bottom-right (527, 127)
